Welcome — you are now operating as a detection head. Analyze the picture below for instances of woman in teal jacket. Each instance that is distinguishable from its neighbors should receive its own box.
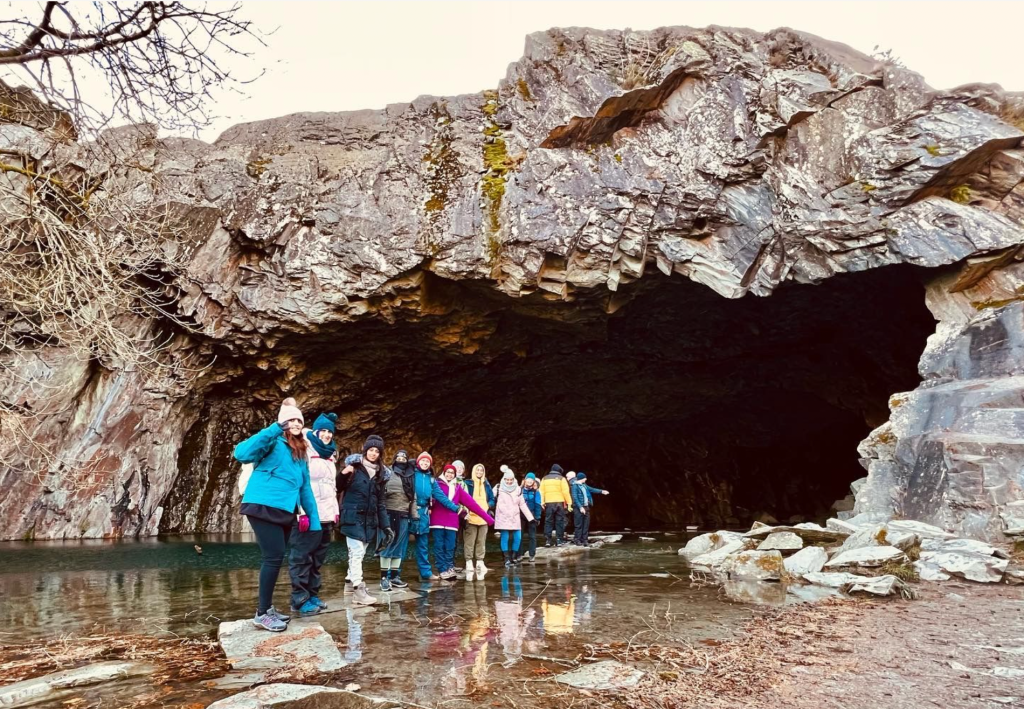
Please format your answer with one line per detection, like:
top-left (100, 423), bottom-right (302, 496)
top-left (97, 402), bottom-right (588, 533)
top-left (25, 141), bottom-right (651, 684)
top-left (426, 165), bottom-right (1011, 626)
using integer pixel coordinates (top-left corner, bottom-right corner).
top-left (235, 397), bottom-right (321, 632)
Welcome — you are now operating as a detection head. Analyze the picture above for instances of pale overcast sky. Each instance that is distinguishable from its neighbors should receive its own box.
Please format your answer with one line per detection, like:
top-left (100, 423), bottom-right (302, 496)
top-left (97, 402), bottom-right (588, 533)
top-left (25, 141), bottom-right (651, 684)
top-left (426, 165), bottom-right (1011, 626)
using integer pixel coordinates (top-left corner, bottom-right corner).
top-left (35, 0), bottom-right (1024, 142)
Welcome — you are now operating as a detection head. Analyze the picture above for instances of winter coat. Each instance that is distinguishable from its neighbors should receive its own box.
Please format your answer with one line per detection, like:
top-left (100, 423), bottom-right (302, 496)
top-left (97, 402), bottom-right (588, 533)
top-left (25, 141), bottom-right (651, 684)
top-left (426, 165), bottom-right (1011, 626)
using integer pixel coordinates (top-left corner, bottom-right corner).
top-left (338, 461), bottom-right (389, 544)
top-left (412, 469), bottom-right (460, 536)
top-left (539, 471), bottom-right (573, 510)
top-left (464, 478), bottom-right (495, 525)
top-left (570, 480), bottom-right (592, 510)
top-left (303, 431), bottom-right (339, 522)
top-left (235, 422), bottom-right (321, 531)
top-left (430, 478), bottom-right (495, 530)
top-left (521, 487), bottom-right (543, 520)
top-left (494, 486), bottom-right (534, 531)
top-left (389, 460), bottom-right (418, 516)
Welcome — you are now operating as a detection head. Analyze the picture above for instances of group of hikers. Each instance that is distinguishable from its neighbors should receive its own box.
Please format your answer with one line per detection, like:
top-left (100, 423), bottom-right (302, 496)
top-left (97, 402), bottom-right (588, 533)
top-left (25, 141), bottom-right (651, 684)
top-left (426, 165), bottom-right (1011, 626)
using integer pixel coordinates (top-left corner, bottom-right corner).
top-left (234, 399), bottom-right (611, 632)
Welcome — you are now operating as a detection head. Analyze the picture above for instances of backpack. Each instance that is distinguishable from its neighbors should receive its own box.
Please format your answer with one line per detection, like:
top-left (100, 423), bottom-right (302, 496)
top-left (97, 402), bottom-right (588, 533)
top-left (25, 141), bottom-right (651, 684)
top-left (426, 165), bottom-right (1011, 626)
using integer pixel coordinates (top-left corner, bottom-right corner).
top-left (237, 463), bottom-right (254, 497)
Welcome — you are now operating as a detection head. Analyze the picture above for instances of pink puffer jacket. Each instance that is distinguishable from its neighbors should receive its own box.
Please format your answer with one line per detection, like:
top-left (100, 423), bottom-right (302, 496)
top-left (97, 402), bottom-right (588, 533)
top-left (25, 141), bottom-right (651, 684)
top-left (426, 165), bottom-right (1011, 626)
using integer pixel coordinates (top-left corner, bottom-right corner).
top-left (303, 434), bottom-right (339, 523)
top-left (493, 486), bottom-right (533, 531)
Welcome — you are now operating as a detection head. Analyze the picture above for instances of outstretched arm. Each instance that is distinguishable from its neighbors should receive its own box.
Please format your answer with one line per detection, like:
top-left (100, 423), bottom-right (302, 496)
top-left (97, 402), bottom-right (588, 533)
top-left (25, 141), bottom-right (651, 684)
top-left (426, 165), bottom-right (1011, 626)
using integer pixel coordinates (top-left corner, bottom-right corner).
top-left (430, 479), bottom-right (461, 512)
top-left (456, 487), bottom-right (495, 525)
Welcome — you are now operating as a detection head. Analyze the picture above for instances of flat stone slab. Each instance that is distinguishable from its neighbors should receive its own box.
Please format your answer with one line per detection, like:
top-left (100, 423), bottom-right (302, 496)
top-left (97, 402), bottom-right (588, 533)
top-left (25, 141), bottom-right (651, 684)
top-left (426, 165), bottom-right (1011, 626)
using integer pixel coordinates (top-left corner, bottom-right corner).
top-left (217, 619), bottom-right (345, 683)
top-left (313, 587), bottom-right (423, 613)
top-left (917, 550), bottom-right (1008, 583)
top-left (742, 524), bottom-right (847, 545)
top-left (784, 546), bottom-right (828, 576)
top-left (825, 545), bottom-right (905, 569)
top-left (758, 531), bottom-right (803, 552)
top-left (535, 538), bottom-right (616, 559)
top-left (845, 574), bottom-right (907, 597)
top-left (206, 683), bottom-right (389, 708)
top-left (0, 661), bottom-right (153, 709)
top-left (803, 571), bottom-right (873, 588)
top-left (555, 660), bottom-right (645, 691)
top-left (687, 538), bottom-right (746, 572)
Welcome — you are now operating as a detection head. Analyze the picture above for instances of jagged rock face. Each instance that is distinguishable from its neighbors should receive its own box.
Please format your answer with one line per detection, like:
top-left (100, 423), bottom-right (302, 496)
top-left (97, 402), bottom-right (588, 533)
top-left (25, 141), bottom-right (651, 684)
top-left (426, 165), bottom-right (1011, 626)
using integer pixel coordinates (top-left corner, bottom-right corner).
top-left (2, 26), bottom-right (1024, 539)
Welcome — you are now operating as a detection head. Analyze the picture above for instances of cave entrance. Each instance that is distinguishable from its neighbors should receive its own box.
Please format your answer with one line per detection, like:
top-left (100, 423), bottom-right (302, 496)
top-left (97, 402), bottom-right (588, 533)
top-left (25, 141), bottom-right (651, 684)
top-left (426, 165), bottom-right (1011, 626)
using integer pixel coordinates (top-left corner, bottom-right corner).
top-left (292, 264), bottom-right (934, 531)
top-left (167, 264), bottom-right (936, 533)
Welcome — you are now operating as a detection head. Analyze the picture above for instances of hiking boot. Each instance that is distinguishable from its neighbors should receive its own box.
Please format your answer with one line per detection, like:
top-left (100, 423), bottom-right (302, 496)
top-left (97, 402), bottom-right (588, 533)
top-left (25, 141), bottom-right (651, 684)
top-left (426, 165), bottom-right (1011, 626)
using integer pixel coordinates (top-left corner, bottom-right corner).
top-left (291, 599), bottom-right (321, 616)
top-left (310, 596), bottom-right (327, 610)
top-left (475, 560), bottom-right (488, 578)
top-left (267, 606), bottom-right (291, 622)
top-left (252, 611), bottom-right (287, 632)
top-left (391, 574), bottom-right (409, 589)
top-left (464, 561), bottom-right (475, 581)
top-left (352, 583), bottom-right (378, 606)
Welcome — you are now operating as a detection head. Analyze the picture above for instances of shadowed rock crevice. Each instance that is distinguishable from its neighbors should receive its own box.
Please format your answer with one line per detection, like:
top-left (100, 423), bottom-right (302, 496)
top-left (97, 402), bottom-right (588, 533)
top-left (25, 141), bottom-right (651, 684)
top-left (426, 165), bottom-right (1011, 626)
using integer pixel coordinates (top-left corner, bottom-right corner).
top-left (165, 265), bottom-right (933, 532)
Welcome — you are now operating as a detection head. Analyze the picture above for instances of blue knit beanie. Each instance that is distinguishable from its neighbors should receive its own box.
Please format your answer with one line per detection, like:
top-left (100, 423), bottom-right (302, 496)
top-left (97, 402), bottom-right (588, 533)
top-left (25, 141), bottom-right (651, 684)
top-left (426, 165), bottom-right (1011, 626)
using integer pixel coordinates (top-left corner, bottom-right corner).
top-left (312, 412), bottom-right (337, 433)
top-left (576, 471), bottom-right (587, 480)
top-left (526, 472), bottom-right (536, 480)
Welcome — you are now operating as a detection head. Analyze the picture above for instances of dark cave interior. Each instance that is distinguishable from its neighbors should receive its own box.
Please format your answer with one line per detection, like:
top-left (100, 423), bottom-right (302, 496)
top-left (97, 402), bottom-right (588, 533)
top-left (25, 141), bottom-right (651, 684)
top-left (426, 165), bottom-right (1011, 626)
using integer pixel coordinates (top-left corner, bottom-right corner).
top-left (165, 265), bottom-right (936, 532)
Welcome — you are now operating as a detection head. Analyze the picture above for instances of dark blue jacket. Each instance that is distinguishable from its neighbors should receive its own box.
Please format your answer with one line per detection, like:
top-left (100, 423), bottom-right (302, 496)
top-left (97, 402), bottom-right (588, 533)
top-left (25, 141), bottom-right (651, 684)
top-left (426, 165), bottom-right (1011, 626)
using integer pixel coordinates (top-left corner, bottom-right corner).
top-left (522, 487), bottom-right (542, 520)
top-left (338, 460), bottom-right (389, 544)
top-left (571, 482), bottom-right (606, 509)
top-left (464, 478), bottom-right (495, 509)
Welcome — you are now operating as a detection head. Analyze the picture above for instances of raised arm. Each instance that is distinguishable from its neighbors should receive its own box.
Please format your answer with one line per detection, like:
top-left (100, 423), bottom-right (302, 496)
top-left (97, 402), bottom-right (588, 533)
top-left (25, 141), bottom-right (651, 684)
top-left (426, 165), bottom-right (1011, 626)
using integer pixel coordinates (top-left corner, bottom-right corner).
top-left (233, 422), bottom-right (283, 464)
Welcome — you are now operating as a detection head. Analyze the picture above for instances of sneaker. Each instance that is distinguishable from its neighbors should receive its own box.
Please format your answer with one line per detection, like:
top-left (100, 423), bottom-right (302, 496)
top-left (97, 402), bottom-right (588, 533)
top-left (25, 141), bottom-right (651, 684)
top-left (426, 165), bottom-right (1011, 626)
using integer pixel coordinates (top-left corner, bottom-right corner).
top-left (352, 583), bottom-right (378, 606)
top-left (310, 596), bottom-right (327, 610)
top-left (291, 599), bottom-right (321, 616)
top-left (513, 554), bottom-right (522, 565)
top-left (439, 568), bottom-right (457, 581)
top-left (344, 582), bottom-right (353, 594)
top-left (475, 560), bottom-right (488, 578)
top-left (419, 573), bottom-right (440, 582)
top-left (544, 540), bottom-right (552, 548)
top-left (267, 606), bottom-right (291, 622)
top-left (391, 575), bottom-right (409, 589)
top-left (527, 555), bottom-right (536, 563)
top-left (252, 611), bottom-right (287, 632)
top-left (380, 576), bottom-right (392, 592)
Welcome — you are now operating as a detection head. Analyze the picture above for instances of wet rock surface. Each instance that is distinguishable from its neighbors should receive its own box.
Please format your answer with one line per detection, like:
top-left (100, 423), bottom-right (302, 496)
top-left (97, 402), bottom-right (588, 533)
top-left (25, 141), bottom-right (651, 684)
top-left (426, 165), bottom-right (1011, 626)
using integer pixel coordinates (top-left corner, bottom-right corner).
top-left (217, 618), bottom-right (346, 684)
top-left (206, 684), bottom-right (388, 709)
top-left (0, 661), bottom-right (153, 709)
top-left (2, 24), bottom-right (1024, 540)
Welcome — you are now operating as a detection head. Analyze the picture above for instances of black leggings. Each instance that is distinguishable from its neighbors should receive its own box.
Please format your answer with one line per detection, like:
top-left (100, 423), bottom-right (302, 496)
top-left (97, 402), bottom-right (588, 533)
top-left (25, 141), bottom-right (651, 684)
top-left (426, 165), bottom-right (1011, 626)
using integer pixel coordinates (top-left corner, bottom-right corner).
top-left (248, 516), bottom-right (291, 615)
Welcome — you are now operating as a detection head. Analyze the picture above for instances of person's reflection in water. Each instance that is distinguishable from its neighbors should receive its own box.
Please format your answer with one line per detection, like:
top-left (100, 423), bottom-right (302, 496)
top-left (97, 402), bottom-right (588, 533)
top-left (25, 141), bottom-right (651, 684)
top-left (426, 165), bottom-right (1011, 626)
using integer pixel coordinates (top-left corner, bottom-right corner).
top-left (344, 608), bottom-right (363, 662)
top-left (541, 584), bottom-right (576, 636)
top-left (495, 573), bottom-right (534, 664)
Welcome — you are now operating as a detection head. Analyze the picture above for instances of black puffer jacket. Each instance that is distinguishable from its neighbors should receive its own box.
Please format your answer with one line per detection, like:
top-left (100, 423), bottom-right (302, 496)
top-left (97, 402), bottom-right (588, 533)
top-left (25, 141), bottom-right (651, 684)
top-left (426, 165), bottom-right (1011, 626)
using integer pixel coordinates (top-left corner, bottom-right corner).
top-left (338, 462), bottom-right (389, 544)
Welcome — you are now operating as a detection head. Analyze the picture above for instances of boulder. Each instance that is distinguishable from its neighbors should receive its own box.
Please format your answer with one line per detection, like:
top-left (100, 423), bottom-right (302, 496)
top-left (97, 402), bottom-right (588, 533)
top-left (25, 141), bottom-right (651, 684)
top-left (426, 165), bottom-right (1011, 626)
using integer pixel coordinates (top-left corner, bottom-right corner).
top-left (844, 574), bottom-right (908, 597)
top-left (554, 660), bottom-right (645, 691)
top-left (0, 662), bottom-right (152, 709)
top-left (1004, 564), bottom-right (1024, 585)
top-left (917, 550), bottom-right (1008, 583)
top-left (803, 571), bottom-right (874, 588)
top-left (836, 524), bottom-right (918, 554)
top-left (206, 684), bottom-right (389, 709)
top-left (217, 619), bottom-right (345, 683)
top-left (687, 539), bottom-right (747, 572)
top-left (825, 545), bottom-right (906, 569)
top-left (921, 537), bottom-right (1010, 558)
top-left (914, 560), bottom-right (952, 581)
top-left (757, 531), bottom-right (803, 553)
top-left (679, 531), bottom-right (743, 561)
top-left (783, 546), bottom-right (829, 576)
top-left (721, 550), bottom-right (784, 580)
top-left (1000, 500), bottom-right (1024, 536)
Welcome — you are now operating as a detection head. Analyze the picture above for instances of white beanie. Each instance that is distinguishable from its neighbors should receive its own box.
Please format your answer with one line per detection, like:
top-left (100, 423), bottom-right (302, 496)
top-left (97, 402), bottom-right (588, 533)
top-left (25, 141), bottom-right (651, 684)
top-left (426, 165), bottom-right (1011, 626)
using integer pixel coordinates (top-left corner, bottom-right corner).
top-left (566, 471), bottom-right (576, 481)
top-left (278, 397), bottom-right (303, 425)
top-left (452, 460), bottom-right (466, 476)
top-left (500, 464), bottom-right (515, 479)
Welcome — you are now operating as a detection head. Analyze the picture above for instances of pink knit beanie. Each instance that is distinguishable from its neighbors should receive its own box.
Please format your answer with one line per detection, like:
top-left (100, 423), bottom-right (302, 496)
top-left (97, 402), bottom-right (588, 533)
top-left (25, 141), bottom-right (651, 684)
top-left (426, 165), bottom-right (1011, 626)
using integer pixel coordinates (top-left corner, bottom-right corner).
top-left (278, 397), bottom-right (303, 425)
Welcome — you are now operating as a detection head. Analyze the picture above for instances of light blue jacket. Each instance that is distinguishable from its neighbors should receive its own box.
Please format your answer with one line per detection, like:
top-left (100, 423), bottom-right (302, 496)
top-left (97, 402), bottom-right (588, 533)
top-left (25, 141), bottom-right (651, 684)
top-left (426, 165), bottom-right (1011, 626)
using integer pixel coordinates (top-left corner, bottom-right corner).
top-left (235, 422), bottom-right (322, 531)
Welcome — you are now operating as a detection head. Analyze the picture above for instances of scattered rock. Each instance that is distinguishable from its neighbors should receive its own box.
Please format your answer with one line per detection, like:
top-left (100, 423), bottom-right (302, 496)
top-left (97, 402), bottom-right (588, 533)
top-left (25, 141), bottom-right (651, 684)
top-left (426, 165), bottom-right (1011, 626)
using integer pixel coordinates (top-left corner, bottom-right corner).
top-left (916, 550), bottom-right (1008, 583)
top-left (885, 520), bottom-right (954, 540)
top-left (742, 525), bottom-right (847, 545)
top-left (757, 531), bottom-right (803, 553)
top-left (722, 550), bottom-right (784, 581)
top-left (206, 683), bottom-right (389, 709)
top-left (786, 584), bottom-right (843, 603)
top-left (921, 537), bottom-right (1009, 559)
top-left (679, 531), bottom-right (743, 561)
top-left (913, 560), bottom-right (952, 581)
top-left (1003, 564), bottom-right (1024, 585)
top-left (826, 518), bottom-right (862, 535)
top-left (0, 661), bottom-right (152, 709)
top-left (836, 524), bottom-right (918, 554)
top-left (825, 545), bottom-right (906, 569)
top-left (217, 619), bottom-right (345, 684)
top-left (554, 660), bottom-right (645, 691)
top-left (639, 536), bottom-right (656, 541)
top-left (1000, 500), bottom-right (1024, 536)
top-left (803, 571), bottom-right (875, 588)
top-left (783, 546), bottom-right (829, 576)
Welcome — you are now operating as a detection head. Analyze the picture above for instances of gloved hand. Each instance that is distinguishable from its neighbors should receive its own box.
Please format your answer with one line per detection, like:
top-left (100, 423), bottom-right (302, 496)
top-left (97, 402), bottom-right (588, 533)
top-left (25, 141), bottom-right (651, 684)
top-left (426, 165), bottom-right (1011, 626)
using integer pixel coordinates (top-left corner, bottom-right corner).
top-left (298, 515), bottom-right (310, 532)
top-left (383, 527), bottom-right (396, 547)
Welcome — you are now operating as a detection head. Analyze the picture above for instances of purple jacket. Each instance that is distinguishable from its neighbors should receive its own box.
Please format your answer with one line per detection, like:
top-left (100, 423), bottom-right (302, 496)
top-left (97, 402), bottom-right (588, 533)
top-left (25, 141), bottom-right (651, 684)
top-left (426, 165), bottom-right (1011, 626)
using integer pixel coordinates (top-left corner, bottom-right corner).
top-left (430, 479), bottom-right (494, 530)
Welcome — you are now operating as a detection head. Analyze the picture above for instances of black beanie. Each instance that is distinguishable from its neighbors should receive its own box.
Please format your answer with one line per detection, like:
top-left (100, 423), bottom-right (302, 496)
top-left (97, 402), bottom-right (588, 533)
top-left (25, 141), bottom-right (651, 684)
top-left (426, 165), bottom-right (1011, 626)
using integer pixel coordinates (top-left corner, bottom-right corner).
top-left (551, 463), bottom-right (563, 474)
top-left (363, 434), bottom-right (385, 456)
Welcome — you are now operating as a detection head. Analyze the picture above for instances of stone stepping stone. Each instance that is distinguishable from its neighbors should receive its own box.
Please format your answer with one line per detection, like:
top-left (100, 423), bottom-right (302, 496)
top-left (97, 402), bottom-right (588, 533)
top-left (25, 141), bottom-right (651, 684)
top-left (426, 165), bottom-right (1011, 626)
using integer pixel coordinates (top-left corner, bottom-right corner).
top-left (206, 683), bottom-right (389, 708)
top-left (217, 619), bottom-right (345, 685)
top-left (555, 660), bottom-right (644, 691)
top-left (0, 661), bottom-right (152, 709)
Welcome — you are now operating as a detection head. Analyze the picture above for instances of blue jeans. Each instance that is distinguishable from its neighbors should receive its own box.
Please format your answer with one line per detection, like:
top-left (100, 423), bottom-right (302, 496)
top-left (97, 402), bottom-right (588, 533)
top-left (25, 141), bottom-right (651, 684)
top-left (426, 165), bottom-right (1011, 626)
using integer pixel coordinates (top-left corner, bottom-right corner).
top-left (432, 528), bottom-right (457, 573)
top-left (499, 529), bottom-right (522, 553)
top-left (380, 511), bottom-right (410, 563)
top-left (414, 531), bottom-right (433, 578)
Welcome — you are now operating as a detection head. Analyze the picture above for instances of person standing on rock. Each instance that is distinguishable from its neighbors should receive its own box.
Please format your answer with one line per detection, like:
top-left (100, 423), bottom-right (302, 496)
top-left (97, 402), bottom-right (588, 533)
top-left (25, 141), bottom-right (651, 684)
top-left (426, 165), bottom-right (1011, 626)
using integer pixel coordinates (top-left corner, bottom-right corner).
top-left (337, 435), bottom-right (394, 605)
top-left (411, 452), bottom-right (460, 581)
top-left (521, 473), bottom-right (543, 562)
top-left (288, 412), bottom-right (340, 616)
top-left (378, 449), bottom-right (417, 591)
top-left (234, 397), bottom-right (321, 632)
top-left (432, 464), bottom-right (495, 580)
top-left (494, 465), bottom-right (534, 566)
top-left (570, 471), bottom-right (608, 547)
top-left (463, 463), bottom-right (495, 580)
top-left (540, 464), bottom-right (572, 547)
